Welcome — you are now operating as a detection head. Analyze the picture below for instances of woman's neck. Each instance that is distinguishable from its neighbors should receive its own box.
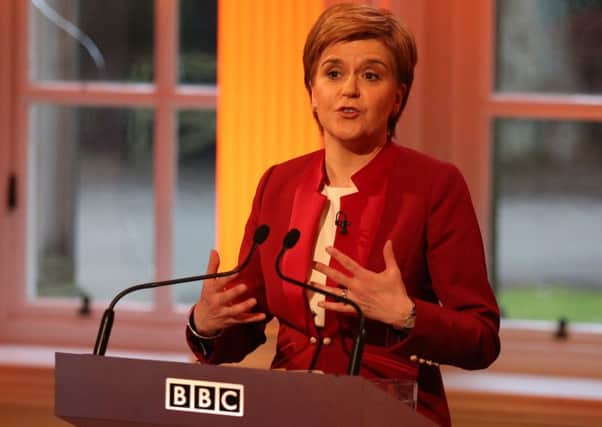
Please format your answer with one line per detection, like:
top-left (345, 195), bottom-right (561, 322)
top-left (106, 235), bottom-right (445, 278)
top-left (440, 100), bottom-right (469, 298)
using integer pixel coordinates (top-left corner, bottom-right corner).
top-left (324, 137), bottom-right (387, 187)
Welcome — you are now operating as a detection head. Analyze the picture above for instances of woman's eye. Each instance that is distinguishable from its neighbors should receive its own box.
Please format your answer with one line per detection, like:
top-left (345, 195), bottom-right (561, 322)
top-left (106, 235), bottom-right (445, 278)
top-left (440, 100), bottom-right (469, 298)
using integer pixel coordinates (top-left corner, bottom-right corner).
top-left (326, 70), bottom-right (341, 79)
top-left (364, 71), bottom-right (380, 81)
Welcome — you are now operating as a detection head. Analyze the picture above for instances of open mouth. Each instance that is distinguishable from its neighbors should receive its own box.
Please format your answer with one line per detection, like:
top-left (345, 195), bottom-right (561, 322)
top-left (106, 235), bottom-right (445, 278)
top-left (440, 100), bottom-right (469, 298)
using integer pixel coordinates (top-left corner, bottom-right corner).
top-left (338, 107), bottom-right (359, 113)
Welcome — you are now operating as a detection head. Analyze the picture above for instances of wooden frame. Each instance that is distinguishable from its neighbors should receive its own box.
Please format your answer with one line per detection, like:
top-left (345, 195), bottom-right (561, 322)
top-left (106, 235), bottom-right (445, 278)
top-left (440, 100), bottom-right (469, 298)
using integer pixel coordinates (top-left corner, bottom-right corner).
top-left (380, 0), bottom-right (602, 378)
top-left (0, 0), bottom-right (216, 352)
top-left (0, 0), bottom-right (14, 321)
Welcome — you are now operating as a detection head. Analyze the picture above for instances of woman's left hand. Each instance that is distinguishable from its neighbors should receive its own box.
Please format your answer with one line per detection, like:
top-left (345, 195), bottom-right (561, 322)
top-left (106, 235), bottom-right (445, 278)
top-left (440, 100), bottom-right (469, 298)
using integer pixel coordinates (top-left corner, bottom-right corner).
top-left (312, 240), bottom-right (414, 327)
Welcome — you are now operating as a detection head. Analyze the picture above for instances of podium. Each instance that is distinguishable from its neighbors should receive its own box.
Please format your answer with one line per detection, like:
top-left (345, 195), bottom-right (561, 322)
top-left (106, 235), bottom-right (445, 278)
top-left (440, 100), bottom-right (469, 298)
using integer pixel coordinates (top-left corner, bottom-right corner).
top-left (55, 353), bottom-right (436, 427)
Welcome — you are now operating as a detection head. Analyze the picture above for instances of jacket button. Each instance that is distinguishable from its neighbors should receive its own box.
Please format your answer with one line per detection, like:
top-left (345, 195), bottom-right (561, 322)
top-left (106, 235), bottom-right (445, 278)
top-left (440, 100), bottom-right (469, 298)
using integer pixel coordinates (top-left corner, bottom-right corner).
top-left (410, 355), bottom-right (418, 362)
top-left (309, 336), bottom-right (318, 344)
top-left (322, 337), bottom-right (332, 345)
top-left (419, 358), bottom-right (426, 364)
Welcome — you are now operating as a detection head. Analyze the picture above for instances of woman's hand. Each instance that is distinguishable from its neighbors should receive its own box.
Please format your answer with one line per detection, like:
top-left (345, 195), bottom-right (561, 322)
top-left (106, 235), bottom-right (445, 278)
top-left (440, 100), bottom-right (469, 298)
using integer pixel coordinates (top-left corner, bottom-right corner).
top-left (192, 250), bottom-right (266, 336)
top-left (312, 241), bottom-right (413, 327)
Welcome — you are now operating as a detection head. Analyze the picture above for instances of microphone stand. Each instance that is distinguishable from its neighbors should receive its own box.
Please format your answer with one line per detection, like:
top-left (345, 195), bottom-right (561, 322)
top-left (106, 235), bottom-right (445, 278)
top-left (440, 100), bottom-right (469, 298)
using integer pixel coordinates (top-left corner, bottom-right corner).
top-left (275, 229), bottom-right (366, 376)
top-left (93, 225), bottom-right (270, 356)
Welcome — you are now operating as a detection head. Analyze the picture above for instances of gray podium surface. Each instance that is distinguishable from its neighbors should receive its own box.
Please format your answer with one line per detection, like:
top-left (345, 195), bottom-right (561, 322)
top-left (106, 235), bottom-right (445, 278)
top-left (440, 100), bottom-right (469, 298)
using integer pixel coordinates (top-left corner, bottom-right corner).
top-left (55, 353), bottom-right (436, 427)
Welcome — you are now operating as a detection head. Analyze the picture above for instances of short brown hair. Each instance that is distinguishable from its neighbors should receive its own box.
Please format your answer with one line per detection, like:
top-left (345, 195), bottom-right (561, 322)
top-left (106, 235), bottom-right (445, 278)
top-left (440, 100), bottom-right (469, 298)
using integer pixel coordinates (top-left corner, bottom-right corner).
top-left (303, 3), bottom-right (418, 136)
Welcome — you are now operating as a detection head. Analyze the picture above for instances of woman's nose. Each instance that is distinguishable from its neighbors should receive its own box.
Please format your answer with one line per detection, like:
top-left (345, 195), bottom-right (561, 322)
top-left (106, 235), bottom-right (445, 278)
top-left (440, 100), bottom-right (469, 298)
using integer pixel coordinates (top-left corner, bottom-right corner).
top-left (341, 75), bottom-right (359, 97)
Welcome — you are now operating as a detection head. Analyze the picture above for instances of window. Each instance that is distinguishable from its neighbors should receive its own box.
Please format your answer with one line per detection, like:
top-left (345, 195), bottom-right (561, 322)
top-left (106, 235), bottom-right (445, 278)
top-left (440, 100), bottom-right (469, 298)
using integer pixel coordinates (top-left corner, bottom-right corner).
top-left (388, 0), bottom-right (602, 377)
top-left (492, 0), bottom-right (602, 325)
top-left (0, 0), bottom-right (217, 352)
top-left (494, 119), bottom-right (602, 323)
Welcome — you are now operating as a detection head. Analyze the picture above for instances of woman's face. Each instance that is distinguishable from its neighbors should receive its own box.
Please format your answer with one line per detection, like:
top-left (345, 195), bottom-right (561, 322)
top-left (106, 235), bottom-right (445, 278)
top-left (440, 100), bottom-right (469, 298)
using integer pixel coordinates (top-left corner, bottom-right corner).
top-left (310, 39), bottom-right (404, 150)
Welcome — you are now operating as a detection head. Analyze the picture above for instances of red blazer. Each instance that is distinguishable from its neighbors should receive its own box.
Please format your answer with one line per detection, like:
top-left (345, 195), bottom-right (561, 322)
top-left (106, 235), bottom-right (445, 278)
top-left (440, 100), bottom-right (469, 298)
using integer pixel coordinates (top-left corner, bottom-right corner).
top-left (188, 142), bottom-right (500, 427)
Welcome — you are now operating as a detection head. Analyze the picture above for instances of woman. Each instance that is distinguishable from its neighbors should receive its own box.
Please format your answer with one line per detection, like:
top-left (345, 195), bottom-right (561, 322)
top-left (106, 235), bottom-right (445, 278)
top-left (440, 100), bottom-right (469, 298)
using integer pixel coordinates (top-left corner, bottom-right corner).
top-left (187, 4), bottom-right (500, 426)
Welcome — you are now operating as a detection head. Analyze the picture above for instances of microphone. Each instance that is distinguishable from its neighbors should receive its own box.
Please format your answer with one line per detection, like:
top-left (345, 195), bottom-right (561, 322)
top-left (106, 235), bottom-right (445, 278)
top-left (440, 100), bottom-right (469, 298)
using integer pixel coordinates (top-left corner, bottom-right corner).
top-left (275, 229), bottom-right (366, 376)
top-left (93, 225), bottom-right (270, 356)
top-left (334, 211), bottom-right (350, 234)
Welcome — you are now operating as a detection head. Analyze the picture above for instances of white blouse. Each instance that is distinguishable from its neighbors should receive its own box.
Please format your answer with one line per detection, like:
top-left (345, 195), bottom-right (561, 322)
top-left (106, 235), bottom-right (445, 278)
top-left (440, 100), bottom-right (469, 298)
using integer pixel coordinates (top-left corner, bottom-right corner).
top-left (307, 184), bottom-right (358, 327)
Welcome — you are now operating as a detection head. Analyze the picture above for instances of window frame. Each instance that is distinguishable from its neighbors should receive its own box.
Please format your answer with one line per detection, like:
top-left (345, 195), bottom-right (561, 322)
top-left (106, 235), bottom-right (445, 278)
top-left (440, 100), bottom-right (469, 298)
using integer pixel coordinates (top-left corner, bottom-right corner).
top-left (387, 0), bottom-right (602, 377)
top-left (0, 0), bottom-right (14, 326)
top-left (469, 0), bottom-right (602, 376)
top-left (0, 0), bottom-right (217, 353)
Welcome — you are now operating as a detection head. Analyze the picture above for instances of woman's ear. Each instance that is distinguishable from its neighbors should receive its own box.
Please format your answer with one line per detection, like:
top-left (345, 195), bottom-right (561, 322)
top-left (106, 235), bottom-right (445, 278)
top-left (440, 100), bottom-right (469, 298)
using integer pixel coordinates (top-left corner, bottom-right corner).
top-left (394, 84), bottom-right (407, 113)
top-left (310, 85), bottom-right (317, 110)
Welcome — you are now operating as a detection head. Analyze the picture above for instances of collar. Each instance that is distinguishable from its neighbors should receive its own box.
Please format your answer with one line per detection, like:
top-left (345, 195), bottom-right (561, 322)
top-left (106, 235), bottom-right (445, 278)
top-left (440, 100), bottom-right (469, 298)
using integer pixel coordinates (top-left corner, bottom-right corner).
top-left (300, 140), bottom-right (397, 195)
top-left (349, 141), bottom-right (397, 193)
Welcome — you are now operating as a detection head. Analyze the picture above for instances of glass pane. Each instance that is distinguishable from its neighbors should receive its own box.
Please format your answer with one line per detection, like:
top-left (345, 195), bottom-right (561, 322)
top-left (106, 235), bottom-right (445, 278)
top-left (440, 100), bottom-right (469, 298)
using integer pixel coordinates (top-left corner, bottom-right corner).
top-left (179, 0), bottom-right (217, 84)
top-left (29, 105), bottom-right (155, 303)
top-left (173, 110), bottom-right (216, 304)
top-left (30, 0), bottom-right (154, 82)
top-left (493, 119), bottom-right (602, 323)
top-left (496, 0), bottom-right (602, 94)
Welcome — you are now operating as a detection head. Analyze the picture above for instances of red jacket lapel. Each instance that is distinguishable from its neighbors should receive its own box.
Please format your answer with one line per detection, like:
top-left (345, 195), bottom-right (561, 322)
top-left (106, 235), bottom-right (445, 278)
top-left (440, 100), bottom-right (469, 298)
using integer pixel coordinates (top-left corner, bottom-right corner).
top-left (281, 152), bottom-right (327, 327)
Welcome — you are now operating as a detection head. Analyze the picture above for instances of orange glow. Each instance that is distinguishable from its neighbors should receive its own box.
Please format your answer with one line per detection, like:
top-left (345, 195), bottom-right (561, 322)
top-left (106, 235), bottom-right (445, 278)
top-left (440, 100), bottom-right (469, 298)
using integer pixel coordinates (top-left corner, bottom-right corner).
top-left (217, 0), bottom-right (323, 267)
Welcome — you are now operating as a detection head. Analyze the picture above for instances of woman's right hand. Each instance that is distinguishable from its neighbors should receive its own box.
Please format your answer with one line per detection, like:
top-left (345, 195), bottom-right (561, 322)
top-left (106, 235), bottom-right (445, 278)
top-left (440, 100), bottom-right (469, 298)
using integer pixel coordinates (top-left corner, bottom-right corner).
top-left (192, 249), bottom-right (266, 336)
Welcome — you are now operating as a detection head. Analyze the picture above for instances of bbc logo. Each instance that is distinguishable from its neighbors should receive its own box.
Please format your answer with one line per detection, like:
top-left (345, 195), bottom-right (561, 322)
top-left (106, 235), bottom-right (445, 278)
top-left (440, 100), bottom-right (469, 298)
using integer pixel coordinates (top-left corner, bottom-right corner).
top-left (165, 378), bottom-right (244, 417)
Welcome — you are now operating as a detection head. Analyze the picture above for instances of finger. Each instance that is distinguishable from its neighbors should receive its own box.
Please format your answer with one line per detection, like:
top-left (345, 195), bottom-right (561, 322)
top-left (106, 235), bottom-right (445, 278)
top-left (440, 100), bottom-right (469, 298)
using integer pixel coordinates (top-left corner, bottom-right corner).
top-left (203, 250), bottom-right (222, 291)
top-left (325, 246), bottom-right (363, 275)
top-left (308, 280), bottom-right (330, 291)
top-left (205, 249), bottom-right (220, 274)
top-left (313, 262), bottom-right (352, 286)
top-left (308, 281), bottom-right (340, 299)
top-left (224, 297), bottom-right (260, 318)
top-left (317, 300), bottom-right (356, 314)
top-left (218, 283), bottom-right (248, 305)
top-left (382, 240), bottom-right (400, 272)
top-left (215, 272), bottom-right (239, 290)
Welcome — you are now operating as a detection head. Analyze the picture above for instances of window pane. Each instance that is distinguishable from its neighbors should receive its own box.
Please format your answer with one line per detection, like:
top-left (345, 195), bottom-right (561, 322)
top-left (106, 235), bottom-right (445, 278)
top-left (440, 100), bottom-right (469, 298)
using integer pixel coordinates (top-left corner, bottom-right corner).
top-left (493, 119), bottom-right (602, 323)
top-left (179, 0), bottom-right (217, 84)
top-left (496, 0), bottom-right (602, 94)
top-left (173, 110), bottom-right (216, 305)
top-left (30, 0), bottom-right (154, 82)
top-left (29, 105), bottom-right (155, 303)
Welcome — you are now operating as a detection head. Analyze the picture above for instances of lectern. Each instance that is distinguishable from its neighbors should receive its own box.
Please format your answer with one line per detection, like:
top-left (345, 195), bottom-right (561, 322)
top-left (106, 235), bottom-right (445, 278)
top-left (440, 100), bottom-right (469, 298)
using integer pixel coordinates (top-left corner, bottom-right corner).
top-left (55, 353), bottom-right (436, 427)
